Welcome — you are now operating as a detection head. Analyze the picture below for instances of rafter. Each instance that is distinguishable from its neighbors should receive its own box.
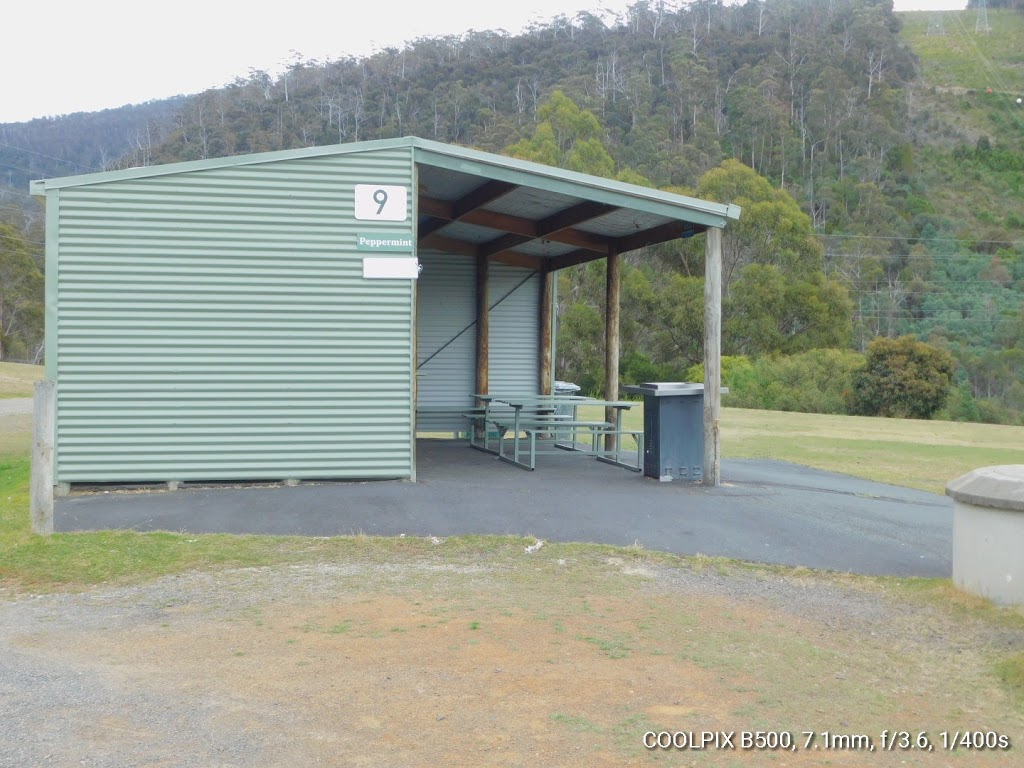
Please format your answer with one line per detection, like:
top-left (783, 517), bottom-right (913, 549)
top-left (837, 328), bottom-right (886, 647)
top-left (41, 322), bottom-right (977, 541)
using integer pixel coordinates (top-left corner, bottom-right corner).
top-left (478, 232), bottom-right (535, 259)
top-left (546, 249), bottom-right (608, 271)
top-left (420, 194), bottom-right (617, 257)
top-left (537, 201), bottom-right (618, 235)
top-left (492, 252), bottom-right (544, 270)
top-left (451, 180), bottom-right (518, 219)
top-left (614, 220), bottom-right (702, 254)
top-left (419, 233), bottom-right (477, 257)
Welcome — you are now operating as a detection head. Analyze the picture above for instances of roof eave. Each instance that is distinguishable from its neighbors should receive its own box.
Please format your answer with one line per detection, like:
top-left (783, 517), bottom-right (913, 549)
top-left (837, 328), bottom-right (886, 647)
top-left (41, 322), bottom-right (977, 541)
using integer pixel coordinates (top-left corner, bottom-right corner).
top-left (28, 136), bottom-right (418, 192)
top-left (408, 137), bottom-right (739, 229)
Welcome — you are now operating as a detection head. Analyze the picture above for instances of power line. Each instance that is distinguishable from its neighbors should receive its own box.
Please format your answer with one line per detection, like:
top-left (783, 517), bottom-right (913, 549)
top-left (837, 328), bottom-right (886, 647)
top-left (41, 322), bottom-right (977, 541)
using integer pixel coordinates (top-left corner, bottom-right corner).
top-left (0, 232), bottom-right (45, 247)
top-left (0, 140), bottom-right (100, 172)
top-left (0, 160), bottom-right (44, 178)
top-left (828, 256), bottom-right (1021, 263)
top-left (0, 188), bottom-right (38, 200)
top-left (856, 307), bottom-right (1019, 314)
top-left (816, 233), bottom-right (1024, 245)
top-left (855, 315), bottom-right (1017, 321)
top-left (839, 280), bottom-right (1015, 286)
top-left (843, 288), bottom-right (1019, 294)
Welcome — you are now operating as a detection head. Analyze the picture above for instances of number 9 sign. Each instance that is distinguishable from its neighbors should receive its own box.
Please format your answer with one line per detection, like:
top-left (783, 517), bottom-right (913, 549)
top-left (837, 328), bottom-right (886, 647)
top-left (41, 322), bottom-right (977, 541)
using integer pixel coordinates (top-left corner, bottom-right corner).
top-left (355, 185), bottom-right (408, 221)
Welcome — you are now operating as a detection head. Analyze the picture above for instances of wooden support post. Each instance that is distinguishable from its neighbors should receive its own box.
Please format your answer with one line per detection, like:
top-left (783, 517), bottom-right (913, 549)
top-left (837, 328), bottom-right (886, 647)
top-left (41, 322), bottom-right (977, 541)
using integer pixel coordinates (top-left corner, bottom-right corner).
top-left (475, 254), bottom-right (490, 398)
top-left (703, 227), bottom-right (722, 487)
top-left (30, 380), bottom-right (55, 535)
top-left (539, 267), bottom-right (553, 395)
top-left (604, 252), bottom-right (621, 452)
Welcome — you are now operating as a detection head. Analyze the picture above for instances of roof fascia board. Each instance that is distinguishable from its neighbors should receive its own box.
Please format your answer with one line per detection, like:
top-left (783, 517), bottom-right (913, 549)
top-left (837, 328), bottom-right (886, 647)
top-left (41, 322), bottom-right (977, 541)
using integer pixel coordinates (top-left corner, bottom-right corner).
top-left (30, 136), bottom-right (417, 194)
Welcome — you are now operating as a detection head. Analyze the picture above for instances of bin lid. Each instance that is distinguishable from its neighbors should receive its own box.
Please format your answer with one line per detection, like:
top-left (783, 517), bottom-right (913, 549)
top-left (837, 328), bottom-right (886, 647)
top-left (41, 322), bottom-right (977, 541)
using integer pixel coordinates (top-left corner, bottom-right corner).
top-left (623, 382), bottom-right (729, 396)
top-left (553, 381), bottom-right (581, 392)
top-left (624, 382), bottom-right (702, 396)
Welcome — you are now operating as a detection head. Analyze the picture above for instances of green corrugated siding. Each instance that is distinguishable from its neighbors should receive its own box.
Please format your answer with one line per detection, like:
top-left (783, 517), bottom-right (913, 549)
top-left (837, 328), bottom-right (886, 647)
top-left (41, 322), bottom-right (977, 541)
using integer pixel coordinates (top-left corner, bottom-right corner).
top-left (53, 147), bottom-right (415, 482)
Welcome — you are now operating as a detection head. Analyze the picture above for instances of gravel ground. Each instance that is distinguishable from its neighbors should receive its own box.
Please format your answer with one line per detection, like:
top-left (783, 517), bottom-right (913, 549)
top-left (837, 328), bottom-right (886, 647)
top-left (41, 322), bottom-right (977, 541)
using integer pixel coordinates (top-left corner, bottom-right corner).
top-left (2, 557), bottom-right (1022, 767)
top-left (0, 398), bottom-right (31, 416)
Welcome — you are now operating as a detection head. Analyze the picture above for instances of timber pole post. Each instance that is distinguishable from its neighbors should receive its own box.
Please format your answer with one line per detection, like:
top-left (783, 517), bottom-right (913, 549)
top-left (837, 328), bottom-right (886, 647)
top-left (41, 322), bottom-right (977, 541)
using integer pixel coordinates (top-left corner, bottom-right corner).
top-left (30, 379), bottom-right (55, 535)
top-left (539, 267), bottom-right (553, 395)
top-left (703, 227), bottom-right (722, 486)
top-left (605, 252), bottom-right (621, 453)
top-left (475, 253), bottom-right (490, 394)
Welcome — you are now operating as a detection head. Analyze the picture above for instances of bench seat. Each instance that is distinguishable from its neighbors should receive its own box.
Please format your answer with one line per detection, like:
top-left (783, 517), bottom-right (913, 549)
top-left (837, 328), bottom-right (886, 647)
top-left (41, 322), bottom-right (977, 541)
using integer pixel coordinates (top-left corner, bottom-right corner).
top-left (465, 409), bottom-right (642, 471)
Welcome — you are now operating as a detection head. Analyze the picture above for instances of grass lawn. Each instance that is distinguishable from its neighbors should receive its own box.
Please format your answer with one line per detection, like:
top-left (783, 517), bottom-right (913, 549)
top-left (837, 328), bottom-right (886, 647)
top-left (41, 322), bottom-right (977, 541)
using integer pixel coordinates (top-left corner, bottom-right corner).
top-left (0, 362), bottom-right (42, 398)
top-left (4, 402), bottom-right (1020, 589)
top-left (2, 396), bottom-right (1024, 739)
top-left (576, 404), bottom-right (1024, 495)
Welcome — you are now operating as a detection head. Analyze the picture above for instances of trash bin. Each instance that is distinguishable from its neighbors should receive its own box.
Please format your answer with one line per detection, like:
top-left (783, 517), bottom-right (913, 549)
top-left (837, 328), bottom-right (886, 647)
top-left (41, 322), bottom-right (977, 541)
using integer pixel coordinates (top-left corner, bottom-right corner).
top-left (623, 382), bottom-right (720, 482)
top-left (553, 381), bottom-right (581, 440)
top-left (553, 381), bottom-right (581, 412)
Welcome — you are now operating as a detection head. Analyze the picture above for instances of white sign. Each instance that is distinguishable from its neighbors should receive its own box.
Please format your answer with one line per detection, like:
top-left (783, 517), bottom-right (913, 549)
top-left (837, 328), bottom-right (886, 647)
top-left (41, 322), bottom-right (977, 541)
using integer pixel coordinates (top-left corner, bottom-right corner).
top-left (354, 184), bottom-right (408, 221)
top-left (362, 257), bottom-right (420, 280)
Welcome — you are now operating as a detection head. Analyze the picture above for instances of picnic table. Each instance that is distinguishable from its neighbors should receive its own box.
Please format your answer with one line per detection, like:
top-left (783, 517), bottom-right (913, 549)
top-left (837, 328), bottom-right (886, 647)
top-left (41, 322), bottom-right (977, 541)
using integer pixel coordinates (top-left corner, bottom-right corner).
top-left (465, 393), bottom-right (643, 472)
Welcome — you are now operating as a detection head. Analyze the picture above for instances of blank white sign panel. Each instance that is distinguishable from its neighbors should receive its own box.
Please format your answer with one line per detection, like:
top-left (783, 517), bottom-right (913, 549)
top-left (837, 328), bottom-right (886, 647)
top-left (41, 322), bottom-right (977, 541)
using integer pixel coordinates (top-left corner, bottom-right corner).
top-left (363, 257), bottom-right (420, 279)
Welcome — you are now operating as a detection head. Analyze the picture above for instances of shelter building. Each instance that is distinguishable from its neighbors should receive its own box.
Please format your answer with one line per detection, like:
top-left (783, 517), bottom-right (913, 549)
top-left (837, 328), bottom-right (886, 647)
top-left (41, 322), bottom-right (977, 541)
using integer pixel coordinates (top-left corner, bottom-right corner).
top-left (30, 137), bottom-right (739, 487)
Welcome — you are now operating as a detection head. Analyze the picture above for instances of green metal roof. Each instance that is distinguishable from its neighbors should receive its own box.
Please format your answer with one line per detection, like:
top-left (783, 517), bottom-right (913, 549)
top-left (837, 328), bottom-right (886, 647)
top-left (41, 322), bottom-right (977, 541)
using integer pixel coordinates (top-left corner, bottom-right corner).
top-left (32, 136), bottom-right (738, 221)
top-left (31, 136), bottom-right (740, 268)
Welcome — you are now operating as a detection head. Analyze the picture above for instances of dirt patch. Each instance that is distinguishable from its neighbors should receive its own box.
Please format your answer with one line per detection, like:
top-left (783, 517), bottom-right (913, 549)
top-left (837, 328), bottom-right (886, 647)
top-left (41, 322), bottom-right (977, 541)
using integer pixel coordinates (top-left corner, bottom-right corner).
top-left (3, 555), bottom-right (1023, 767)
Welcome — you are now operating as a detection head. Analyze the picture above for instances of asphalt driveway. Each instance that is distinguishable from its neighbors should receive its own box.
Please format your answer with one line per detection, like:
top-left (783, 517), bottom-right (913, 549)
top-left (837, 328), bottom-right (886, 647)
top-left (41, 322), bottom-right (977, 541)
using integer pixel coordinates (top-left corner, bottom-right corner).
top-left (55, 440), bottom-right (952, 577)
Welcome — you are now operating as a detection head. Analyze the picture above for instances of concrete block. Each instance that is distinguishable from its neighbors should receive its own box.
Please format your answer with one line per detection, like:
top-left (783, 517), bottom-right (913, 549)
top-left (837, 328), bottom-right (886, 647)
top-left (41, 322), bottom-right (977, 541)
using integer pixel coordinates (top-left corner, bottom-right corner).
top-left (947, 465), bottom-right (1024, 605)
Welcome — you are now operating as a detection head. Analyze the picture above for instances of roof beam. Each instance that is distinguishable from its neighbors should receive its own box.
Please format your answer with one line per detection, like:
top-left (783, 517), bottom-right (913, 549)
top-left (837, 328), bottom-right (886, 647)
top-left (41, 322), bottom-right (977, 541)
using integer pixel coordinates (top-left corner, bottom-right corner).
top-left (615, 220), bottom-right (703, 254)
top-left (537, 201), bottom-right (618, 235)
top-left (417, 181), bottom-right (518, 247)
top-left (478, 232), bottom-right (535, 259)
top-left (493, 252), bottom-right (544, 270)
top-left (451, 180), bottom-right (519, 219)
top-left (418, 237), bottom-right (543, 270)
top-left (418, 196), bottom-right (453, 219)
top-left (419, 233), bottom-right (478, 258)
top-left (546, 249), bottom-right (608, 271)
top-left (420, 196), bottom-right (611, 254)
top-left (418, 216), bottom-right (451, 239)
top-left (480, 201), bottom-right (621, 260)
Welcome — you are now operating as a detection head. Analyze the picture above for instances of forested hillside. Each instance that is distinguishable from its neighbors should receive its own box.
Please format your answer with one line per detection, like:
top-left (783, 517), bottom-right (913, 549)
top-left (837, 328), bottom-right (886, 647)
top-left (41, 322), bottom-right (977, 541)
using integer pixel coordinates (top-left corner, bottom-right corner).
top-left (1, 99), bottom-right (184, 201)
top-left (1, 0), bottom-right (1022, 423)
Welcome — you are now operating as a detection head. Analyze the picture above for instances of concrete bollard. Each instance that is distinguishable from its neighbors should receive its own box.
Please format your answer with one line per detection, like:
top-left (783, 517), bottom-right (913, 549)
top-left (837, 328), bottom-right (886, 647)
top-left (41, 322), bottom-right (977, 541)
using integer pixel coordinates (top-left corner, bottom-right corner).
top-left (30, 380), bottom-right (56, 536)
top-left (946, 465), bottom-right (1024, 605)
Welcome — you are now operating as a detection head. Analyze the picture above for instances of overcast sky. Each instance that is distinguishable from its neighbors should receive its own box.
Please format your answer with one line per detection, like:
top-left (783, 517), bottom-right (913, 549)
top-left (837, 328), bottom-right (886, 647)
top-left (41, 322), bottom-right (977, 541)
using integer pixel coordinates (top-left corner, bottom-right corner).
top-left (3, 0), bottom-right (968, 123)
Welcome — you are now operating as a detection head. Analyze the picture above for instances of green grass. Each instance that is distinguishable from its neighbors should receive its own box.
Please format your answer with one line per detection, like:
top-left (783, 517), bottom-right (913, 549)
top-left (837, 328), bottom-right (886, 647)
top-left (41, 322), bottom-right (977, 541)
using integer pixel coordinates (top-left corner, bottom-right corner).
top-left (0, 362), bottom-right (42, 398)
top-left (0, 454), bottom-right (532, 591)
top-left (576, 404), bottom-right (1024, 494)
top-left (3, 403), bottom-right (1021, 591)
top-left (899, 9), bottom-right (1024, 234)
top-left (994, 652), bottom-right (1024, 709)
top-left (901, 9), bottom-right (1024, 94)
top-left (550, 713), bottom-right (602, 733)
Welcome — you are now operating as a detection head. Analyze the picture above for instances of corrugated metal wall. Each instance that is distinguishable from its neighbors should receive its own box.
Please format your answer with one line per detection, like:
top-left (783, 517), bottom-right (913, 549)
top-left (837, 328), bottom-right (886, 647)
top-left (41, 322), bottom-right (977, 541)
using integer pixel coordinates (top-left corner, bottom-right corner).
top-left (415, 256), bottom-right (540, 433)
top-left (415, 251), bottom-right (475, 432)
top-left (488, 264), bottom-right (540, 393)
top-left (52, 147), bottom-right (416, 483)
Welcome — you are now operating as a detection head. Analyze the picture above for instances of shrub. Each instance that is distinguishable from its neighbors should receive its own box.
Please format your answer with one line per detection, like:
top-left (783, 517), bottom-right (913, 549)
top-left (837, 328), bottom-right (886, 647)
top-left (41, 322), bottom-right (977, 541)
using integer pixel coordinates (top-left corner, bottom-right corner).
top-left (847, 335), bottom-right (956, 419)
